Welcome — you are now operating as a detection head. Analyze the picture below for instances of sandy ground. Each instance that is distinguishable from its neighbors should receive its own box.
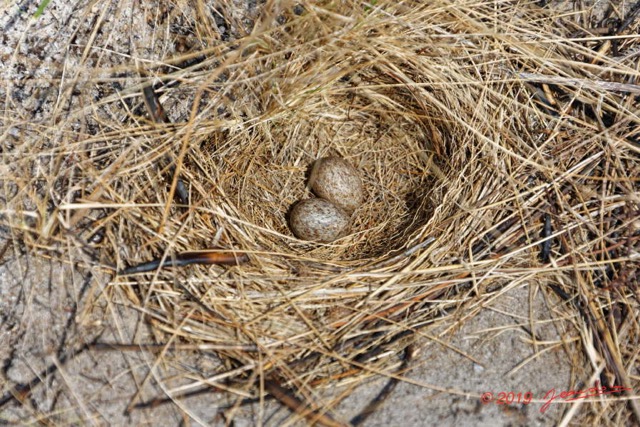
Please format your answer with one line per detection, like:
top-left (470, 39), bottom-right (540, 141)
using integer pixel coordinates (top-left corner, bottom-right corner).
top-left (0, 254), bottom-right (572, 425)
top-left (0, 1), bottom-right (590, 425)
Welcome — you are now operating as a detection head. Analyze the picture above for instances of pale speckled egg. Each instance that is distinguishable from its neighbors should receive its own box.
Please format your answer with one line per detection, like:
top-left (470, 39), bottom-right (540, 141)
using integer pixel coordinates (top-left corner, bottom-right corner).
top-left (289, 198), bottom-right (350, 243)
top-left (309, 156), bottom-right (363, 214)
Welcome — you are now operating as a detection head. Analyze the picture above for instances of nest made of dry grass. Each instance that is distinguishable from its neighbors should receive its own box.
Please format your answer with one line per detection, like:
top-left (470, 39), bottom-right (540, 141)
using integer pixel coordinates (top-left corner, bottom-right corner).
top-left (2, 0), bottom-right (639, 425)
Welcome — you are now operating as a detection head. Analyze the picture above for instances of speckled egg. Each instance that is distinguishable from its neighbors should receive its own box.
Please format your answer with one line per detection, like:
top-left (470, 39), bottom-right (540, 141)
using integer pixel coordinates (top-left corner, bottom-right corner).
top-left (289, 198), bottom-right (350, 243)
top-left (309, 156), bottom-right (363, 214)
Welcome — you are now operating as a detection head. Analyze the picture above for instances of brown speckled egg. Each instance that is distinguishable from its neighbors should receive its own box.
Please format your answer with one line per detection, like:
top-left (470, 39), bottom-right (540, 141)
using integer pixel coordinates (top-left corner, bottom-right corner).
top-left (309, 156), bottom-right (363, 214)
top-left (289, 198), bottom-right (350, 243)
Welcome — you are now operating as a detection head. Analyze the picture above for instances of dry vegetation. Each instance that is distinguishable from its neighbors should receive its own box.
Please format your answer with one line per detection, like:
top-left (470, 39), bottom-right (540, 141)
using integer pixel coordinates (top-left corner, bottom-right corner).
top-left (1, 0), bottom-right (639, 425)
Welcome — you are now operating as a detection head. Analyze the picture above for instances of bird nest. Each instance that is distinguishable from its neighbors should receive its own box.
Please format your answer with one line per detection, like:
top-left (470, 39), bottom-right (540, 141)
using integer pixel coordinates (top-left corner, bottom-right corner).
top-left (2, 0), bottom-right (639, 424)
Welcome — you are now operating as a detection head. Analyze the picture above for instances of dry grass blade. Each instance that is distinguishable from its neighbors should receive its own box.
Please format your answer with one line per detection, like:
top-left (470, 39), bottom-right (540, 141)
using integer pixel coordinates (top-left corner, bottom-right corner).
top-left (1, 0), bottom-right (639, 425)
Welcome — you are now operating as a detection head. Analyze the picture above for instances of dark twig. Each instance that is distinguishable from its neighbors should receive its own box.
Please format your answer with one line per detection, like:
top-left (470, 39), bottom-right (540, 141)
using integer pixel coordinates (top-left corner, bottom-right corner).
top-left (0, 342), bottom-right (93, 409)
top-left (351, 344), bottom-right (415, 426)
top-left (613, 0), bottom-right (640, 35)
top-left (540, 213), bottom-right (552, 263)
top-left (264, 378), bottom-right (348, 427)
top-left (142, 84), bottom-right (190, 204)
top-left (119, 250), bottom-right (249, 275)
